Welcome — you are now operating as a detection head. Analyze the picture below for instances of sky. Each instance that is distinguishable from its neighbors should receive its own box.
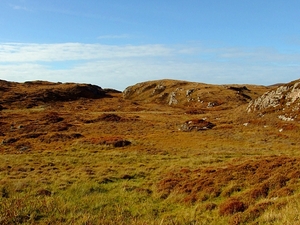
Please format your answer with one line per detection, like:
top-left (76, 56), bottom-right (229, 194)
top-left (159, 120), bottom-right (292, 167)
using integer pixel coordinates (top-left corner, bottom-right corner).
top-left (1, 0), bottom-right (300, 90)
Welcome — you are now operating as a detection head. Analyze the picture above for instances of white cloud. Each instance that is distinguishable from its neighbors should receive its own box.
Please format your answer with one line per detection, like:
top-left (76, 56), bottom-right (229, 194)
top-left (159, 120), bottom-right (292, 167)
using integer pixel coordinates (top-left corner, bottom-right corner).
top-left (9, 4), bottom-right (30, 11)
top-left (0, 43), bottom-right (172, 62)
top-left (1, 42), bottom-right (300, 90)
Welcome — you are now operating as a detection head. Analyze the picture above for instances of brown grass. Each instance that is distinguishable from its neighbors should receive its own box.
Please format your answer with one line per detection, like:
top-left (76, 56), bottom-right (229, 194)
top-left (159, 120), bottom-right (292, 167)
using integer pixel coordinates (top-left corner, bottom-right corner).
top-left (1, 79), bottom-right (300, 224)
top-left (219, 198), bottom-right (247, 216)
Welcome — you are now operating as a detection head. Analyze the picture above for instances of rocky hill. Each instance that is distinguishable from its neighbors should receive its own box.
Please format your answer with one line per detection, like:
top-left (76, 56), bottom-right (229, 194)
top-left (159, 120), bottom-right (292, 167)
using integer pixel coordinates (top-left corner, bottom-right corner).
top-left (123, 79), bottom-right (270, 110)
top-left (247, 79), bottom-right (300, 122)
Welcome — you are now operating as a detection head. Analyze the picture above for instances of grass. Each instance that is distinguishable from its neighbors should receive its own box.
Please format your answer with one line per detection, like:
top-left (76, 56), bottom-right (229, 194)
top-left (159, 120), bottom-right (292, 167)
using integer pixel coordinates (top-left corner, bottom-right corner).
top-left (1, 135), bottom-right (300, 224)
top-left (1, 84), bottom-right (300, 224)
top-left (0, 147), bottom-right (213, 224)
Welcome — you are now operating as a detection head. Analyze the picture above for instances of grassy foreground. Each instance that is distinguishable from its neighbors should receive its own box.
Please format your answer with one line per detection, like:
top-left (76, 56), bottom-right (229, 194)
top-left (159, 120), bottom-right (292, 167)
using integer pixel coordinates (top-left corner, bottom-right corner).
top-left (1, 90), bottom-right (300, 224)
top-left (1, 141), bottom-right (300, 224)
top-left (1, 126), bottom-right (300, 224)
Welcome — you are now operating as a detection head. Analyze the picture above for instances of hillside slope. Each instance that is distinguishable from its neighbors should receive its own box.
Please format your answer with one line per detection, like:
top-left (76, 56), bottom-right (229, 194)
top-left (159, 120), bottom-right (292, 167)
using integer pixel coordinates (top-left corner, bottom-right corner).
top-left (123, 79), bottom-right (270, 110)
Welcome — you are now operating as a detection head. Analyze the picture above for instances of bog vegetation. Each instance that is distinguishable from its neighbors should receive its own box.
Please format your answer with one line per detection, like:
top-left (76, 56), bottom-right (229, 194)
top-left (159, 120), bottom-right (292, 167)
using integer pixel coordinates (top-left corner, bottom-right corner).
top-left (0, 79), bottom-right (300, 224)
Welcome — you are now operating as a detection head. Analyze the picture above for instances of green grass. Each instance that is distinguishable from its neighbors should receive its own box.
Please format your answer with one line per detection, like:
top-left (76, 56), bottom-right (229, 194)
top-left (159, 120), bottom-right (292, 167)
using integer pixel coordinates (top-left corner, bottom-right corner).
top-left (1, 136), bottom-right (300, 224)
top-left (0, 147), bottom-right (210, 224)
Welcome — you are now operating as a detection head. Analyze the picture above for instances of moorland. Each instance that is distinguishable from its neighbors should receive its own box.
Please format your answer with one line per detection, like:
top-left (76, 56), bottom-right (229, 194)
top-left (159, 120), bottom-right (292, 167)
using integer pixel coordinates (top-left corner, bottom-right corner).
top-left (0, 78), bottom-right (300, 224)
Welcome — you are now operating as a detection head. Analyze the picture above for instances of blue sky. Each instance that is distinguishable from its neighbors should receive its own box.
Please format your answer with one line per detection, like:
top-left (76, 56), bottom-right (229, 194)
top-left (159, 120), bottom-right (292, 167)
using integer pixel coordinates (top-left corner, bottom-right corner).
top-left (1, 0), bottom-right (300, 90)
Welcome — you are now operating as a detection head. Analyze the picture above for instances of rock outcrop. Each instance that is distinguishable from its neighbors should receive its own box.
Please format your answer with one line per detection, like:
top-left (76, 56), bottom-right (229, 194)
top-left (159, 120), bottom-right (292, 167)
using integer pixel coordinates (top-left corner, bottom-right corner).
top-left (180, 119), bottom-right (216, 131)
top-left (247, 79), bottom-right (300, 111)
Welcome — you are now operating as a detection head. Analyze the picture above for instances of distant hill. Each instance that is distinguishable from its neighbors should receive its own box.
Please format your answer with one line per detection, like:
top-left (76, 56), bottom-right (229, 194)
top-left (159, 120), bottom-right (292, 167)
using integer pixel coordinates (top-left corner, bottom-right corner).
top-left (123, 79), bottom-right (270, 110)
top-left (0, 80), bottom-right (116, 109)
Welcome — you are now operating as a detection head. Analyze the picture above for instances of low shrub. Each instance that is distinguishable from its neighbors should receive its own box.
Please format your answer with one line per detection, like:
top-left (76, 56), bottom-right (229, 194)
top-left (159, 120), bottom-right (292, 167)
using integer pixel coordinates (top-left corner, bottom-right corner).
top-left (219, 198), bottom-right (247, 216)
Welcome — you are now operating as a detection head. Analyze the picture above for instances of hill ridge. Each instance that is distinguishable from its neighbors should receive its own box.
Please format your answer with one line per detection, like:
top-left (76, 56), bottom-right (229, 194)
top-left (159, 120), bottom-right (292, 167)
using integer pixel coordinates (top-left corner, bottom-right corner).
top-left (123, 79), bottom-right (269, 109)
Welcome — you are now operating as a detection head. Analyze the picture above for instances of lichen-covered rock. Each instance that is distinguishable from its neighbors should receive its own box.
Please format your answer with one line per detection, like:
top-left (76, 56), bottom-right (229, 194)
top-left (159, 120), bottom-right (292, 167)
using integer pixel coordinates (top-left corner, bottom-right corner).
top-left (247, 80), bottom-right (300, 113)
top-left (180, 119), bottom-right (216, 131)
top-left (152, 84), bottom-right (166, 95)
top-left (168, 92), bottom-right (178, 105)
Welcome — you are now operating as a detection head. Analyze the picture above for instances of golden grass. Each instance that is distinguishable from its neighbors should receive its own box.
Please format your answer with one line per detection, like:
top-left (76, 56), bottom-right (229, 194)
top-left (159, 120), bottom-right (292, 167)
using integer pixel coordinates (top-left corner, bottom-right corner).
top-left (1, 81), bottom-right (300, 224)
